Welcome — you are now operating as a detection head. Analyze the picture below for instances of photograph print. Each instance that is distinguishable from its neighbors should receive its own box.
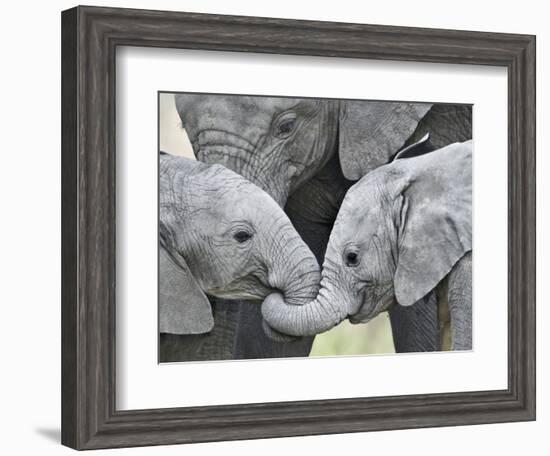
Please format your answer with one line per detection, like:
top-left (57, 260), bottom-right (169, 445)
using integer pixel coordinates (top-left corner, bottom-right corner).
top-left (158, 92), bottom-right (472, 363)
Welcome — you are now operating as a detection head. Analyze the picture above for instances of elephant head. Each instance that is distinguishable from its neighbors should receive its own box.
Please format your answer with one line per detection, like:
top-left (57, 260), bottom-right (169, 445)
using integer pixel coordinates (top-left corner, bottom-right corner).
top-left (175, 94), bottom-right (434, 207)
top-left (261, 139), bottom-right (472, 336)
top-left (159, 153), bottom-right (320, 335)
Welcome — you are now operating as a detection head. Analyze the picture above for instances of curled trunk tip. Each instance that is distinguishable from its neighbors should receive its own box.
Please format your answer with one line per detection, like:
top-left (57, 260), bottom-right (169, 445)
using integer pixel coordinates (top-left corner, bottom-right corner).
top-left (261, 290), bottom-right (348, 337)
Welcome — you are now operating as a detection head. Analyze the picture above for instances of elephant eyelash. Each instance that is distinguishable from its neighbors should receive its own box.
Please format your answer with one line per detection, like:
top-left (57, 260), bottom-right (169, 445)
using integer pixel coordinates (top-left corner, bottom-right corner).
top-left (226, 223), bottom-right (255, 243)
top-left (273, 112), bottom-right (298, 139)
top-left (278, 118), bottom-right (296, 133)
top-left (233, 230), bottom-right (253, 243)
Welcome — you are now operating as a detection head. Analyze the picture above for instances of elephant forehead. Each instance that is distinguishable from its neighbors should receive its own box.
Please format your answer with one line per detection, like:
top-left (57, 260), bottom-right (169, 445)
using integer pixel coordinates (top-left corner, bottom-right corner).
top-left (338, 184), bottom-right (378, 221)
top-left (332, 211), bottom-right (371, 246)
top-left (331, 192), bottom-right (387, 247)
top-left (177, 94), bottom-right (307, 112)
top-left (215, 184), bottom-right (279, 219)
top-left (342, 167), bottom-right (400, 214)
top-left (176, 94), bottom-right (319, 137)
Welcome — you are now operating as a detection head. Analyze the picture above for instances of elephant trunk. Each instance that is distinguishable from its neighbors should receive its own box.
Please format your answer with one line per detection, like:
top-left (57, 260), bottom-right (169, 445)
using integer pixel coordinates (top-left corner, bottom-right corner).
top-left (267, 224), bottom-right (321, 307)
top-left (262, 270), bottom-right (350, 337)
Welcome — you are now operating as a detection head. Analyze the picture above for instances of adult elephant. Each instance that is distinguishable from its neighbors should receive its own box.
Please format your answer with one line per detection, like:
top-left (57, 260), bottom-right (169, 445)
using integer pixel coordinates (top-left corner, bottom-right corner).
top-left (173, 94), bottom-right (472, 357)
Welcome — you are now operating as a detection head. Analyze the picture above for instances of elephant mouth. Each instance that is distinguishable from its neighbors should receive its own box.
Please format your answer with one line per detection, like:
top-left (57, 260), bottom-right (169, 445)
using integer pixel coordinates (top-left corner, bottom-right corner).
top-left (348, 283), bottom-right (394, 324)
top-left (346, 284), bottom-right (376, 324)
top-left (208, 276), bottom-right (274, 301)
top-left (348, 313), bottom-right (371, 325)
top-left (207, 288), bottom-right (266, 301)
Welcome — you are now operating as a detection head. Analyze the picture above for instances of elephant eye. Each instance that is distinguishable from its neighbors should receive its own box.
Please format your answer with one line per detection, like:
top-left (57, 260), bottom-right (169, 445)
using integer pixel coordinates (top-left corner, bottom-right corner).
top-left (275, 113), bottom-right (297, 138)
top-left (344, 249), bottom-right (360, 267)
top-left (234, 230), bottom-right (253, 243)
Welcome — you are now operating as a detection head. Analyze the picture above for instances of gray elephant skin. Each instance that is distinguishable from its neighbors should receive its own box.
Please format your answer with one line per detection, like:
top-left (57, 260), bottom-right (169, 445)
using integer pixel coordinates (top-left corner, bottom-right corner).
top-left (159, 153), bottom-right (319, 361)
top-left (262, 140), bottom-right (473, 351)
top-left (173, 94), bottom-right (472, 359)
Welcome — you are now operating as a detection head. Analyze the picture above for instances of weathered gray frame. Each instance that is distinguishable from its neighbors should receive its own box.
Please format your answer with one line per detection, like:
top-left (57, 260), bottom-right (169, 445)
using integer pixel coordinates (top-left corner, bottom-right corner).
top-left (61, 5), bottom-right (536, 450)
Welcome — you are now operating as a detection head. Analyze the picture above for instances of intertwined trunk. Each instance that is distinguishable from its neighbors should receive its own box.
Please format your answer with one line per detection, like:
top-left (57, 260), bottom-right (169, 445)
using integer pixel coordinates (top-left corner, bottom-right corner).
top-left (262, 261), bottom-right (350, 337)
top-left (266, 221), bottom-right (321, 304)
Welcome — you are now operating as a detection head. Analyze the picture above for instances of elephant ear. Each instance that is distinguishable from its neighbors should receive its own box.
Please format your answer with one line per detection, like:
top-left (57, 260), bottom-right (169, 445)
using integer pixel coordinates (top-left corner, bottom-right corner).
top-left (159, 246), bottom-right (214, 335)
top-left (339, 101), bottom-right (432, 180)
top-left (393, 149), bottom-right (472, 307)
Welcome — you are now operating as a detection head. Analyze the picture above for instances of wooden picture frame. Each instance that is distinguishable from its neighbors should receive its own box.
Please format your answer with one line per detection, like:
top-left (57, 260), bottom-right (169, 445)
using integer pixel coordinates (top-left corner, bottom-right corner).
top-left (61, 5), bottom-right (536, 450)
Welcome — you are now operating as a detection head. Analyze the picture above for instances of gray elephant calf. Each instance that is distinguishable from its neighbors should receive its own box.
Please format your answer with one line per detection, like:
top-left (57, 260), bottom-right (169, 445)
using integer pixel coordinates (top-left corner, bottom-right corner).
top-left (159, 153), bottom-right (319, 356)
top-left (262, 138), bottom-right (473, 351)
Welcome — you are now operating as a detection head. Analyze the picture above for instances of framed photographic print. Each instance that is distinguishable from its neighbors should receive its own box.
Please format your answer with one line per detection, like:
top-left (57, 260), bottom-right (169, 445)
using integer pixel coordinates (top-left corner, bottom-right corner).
top-left (61, 5), bottom-right (536, 450)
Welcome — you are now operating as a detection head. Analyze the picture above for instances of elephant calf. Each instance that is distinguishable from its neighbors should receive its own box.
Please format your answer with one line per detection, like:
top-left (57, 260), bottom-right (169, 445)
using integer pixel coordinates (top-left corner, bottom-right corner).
top-left (159, 153), bottom-right (320, 342)
top-left (262, 137), bottom-right (473, 351)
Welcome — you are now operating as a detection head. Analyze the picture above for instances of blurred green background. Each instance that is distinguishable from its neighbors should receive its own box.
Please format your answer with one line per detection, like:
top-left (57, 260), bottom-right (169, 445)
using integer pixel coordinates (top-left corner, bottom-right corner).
top-left (310, 313), bottom-right (394, 356)
top-left (160, 93), bottom-right (396, 356)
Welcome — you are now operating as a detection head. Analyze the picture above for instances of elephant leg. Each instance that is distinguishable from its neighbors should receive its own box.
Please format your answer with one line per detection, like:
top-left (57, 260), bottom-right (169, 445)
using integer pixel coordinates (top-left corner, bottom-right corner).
top-left (436, 285), bottom-right (452, 351)
top-left (446, 252), bottom-right (472, 351)
top-left (160, 296), bottom-right (313, 362)
top-left (159, 298), bottom-right (240, 362)
top-left (389, 292), bottom-right (440, 352)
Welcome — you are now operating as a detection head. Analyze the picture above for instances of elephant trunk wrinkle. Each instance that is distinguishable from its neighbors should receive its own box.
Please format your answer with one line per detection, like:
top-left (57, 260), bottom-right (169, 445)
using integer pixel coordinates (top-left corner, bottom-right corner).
top-left (266, 222), bottom-right (321, 311)
top-left (196, 129), bottom-right (259, 153)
